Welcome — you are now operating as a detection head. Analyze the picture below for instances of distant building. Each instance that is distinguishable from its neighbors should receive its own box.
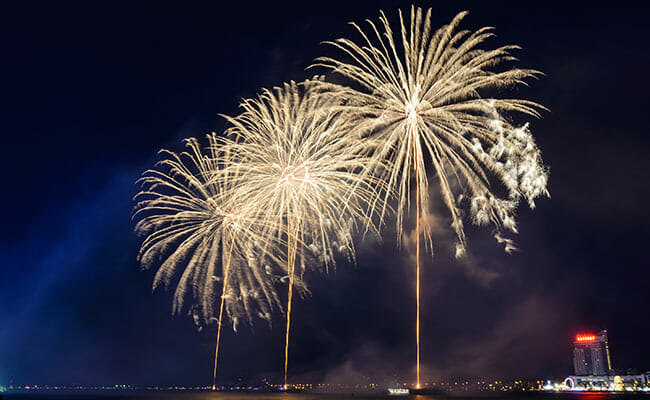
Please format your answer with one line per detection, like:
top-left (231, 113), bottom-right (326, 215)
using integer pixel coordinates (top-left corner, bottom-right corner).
top-left (564, 374), bottom-right (648, 390)
top-left (573, 330), bottom-right (613, 376)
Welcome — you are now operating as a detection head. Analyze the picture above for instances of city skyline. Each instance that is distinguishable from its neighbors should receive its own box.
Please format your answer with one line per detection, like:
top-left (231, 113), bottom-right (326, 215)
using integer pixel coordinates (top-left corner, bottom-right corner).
top-left (3, 329), bottom-right (647, 388)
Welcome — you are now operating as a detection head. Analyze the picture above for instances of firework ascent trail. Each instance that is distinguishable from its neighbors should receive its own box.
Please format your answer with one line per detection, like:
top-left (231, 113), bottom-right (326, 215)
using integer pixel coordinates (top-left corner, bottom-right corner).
top-left (314, 6), bottom-right (549, 387)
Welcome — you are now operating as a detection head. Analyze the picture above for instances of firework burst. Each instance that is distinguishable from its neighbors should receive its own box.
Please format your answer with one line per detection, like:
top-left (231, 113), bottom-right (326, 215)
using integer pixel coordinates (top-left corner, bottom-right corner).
top-left (220, 78), bottom-right (384, 387)
top-left (314, 6), bottom-right (549, 386)
top-left (133, 134), bottom-right (302, 388)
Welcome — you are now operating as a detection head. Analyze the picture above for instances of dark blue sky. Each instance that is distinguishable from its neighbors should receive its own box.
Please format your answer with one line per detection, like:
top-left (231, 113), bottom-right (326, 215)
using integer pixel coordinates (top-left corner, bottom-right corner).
top-left (1, 0), bottom-right (649, 387)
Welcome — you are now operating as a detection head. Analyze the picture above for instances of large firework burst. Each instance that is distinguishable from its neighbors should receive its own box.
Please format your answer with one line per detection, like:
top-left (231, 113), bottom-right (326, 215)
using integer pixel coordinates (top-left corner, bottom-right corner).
top-left (314, 6), bottom-right (549, 386)
top-left (133, 134), bottom-right (303, 387)
top-left (220, 78), bottom-right (384, 387)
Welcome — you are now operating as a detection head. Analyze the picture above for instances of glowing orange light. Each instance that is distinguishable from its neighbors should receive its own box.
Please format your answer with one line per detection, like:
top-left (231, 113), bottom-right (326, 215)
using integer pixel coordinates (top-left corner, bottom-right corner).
top-left (575, 334), bottom-right (596, 342)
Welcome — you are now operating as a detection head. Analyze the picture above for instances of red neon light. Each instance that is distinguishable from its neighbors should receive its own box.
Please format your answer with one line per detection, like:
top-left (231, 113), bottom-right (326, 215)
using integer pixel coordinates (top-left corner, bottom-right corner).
top-left (575, 334), bottom-right (596, 342)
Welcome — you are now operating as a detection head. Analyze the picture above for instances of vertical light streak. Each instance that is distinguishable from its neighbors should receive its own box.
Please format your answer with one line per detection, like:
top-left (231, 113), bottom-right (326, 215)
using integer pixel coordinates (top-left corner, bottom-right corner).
top-left (283, 218), bottom-right (299, 389)
top-left (212, 236), bottom-right (236, 390)
top-left (413, 124), bottom-right (421, 390)
top-left (415, 182), bottom-right (421, 389)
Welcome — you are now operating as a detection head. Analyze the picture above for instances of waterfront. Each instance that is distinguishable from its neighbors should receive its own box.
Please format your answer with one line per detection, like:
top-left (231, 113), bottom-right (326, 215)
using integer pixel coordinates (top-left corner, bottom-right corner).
top-left (2, 391), bottom-right (650, 400)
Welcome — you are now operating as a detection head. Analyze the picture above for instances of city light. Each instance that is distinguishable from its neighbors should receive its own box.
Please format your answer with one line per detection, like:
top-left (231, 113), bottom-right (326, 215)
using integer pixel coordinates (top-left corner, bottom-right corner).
top-left (575, 334), bottom-right (596, 342)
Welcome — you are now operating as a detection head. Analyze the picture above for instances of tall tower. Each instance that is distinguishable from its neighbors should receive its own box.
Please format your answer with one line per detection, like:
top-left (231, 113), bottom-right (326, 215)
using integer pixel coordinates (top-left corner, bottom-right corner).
top-left (573, 330), bottom-right (613, 376)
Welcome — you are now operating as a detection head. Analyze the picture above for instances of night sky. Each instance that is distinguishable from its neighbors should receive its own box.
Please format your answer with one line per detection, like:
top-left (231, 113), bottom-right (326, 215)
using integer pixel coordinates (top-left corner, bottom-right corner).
top-left (1, 1), bottom-right (649, 387)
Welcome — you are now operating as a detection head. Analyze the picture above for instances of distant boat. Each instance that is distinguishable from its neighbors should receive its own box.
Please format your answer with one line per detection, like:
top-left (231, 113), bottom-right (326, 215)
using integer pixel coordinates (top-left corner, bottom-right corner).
top-left (387, 388), bottom-right (409, 396)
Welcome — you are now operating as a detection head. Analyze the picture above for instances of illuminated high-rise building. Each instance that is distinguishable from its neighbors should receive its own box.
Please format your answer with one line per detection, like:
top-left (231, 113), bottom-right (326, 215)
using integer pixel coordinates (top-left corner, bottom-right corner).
top-left (573, 330), bottom-right (613, 376)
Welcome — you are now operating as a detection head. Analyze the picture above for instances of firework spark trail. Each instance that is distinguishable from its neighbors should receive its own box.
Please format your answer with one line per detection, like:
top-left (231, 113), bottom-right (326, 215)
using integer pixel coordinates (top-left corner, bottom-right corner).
top-left (212, 235), bottom-right (235, 390)
top-left (414, 132), bottom-right (421, 388)
top-left (283, 215), bottom-right (299, 389)
top-left (314, 6), bottom-right (549, 387)
top-left (219, 78), bottom-right (385, 388)
top-left (133, 134), bottom-right (297, 387)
